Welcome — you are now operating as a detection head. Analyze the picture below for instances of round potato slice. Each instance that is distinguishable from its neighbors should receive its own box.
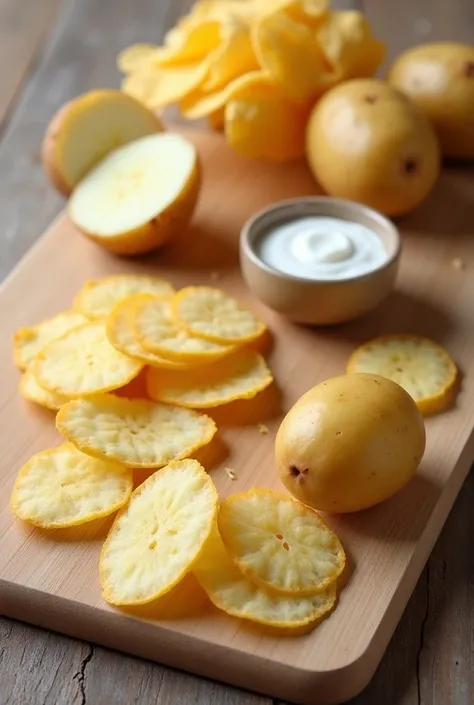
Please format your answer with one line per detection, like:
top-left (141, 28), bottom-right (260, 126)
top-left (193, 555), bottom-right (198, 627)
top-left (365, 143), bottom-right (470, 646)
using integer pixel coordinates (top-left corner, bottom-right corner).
top-left (100, 459), bottom-right (218, 605)
top-left (134, 295), bottom-right (236, 363)
top-left (34, 322), bottom-right (143, 397)
top-left (172, 286), bottom-right (267, 344)
top-left (19, 369), bottom-right (69, 411)
top-left (146, 350), bottom-right (272, 408)
top-left (218, 489), bottom-right (346, 594)
top-left (42, 89), bottom-right (163, 196)
top-left (106, 294), bottom-right (198, 370)
top-left (193, 527), bottom-right (336, 628)
top-left (68, 133), bottom-right (201, 256)
top-left (346, 334), bottom-right (458, 415)
top-left (13, 311), bottom-right (87, 371)
top-left (74, 274), bottom-right (175, 320)
top-left (56, 394), bottom-right (217, 468)
top-left (10, 443), bottom-right (132, 528)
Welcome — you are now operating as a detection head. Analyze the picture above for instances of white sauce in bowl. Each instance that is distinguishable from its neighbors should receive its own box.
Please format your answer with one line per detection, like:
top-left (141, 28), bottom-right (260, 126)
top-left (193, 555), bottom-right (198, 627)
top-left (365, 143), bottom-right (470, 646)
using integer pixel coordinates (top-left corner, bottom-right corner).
top-left (255, 216), bottom-right (388, 280)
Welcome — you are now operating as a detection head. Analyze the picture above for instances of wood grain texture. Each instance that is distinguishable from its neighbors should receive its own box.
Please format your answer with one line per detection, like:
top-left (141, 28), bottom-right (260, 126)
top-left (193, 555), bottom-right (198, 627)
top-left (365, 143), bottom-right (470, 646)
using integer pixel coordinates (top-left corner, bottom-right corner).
top-left (1, 130), bottom-right (473, 705)
top-left (0, 0), bottom-right (473, 704)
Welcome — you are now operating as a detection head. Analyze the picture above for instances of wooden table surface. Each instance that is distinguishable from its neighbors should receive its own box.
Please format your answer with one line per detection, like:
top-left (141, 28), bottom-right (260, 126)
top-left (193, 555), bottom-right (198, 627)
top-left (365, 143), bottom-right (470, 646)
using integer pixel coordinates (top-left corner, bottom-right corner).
top-left (0, 1), bottom-right (472, 704)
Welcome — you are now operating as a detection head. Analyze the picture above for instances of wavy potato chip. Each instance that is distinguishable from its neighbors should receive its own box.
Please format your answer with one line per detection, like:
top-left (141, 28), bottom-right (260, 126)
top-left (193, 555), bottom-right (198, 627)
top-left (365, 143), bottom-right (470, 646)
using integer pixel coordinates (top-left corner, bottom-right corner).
top-left (106, 295), bottom-right (198, 370)
top-left (19, 369), bottom-right (69, 411)
top-left (194, 527), bottom-right (336, 627)
top-left (10, 443), bottom-right (132, 528)
top-left (172, 286), bottom-right (267, 344)
top-left (203, 24), bottom-right (259, 92)
top-left (117, 44), bottom-right (164, 74)
top-left (34, 322), bottom-right (143, 397)
top-left (346, 334), bottom-right (458, 415)
top-left (218, 488), bottom-right (346, 594)
top-left (122, 60), bottom-right (210, 110)
top-left (100, 459), bottom-right (218, 605)
top-left (147, 350), bottom-right (272, 408)
top-left (156, 21), bottom-right (222, 67)
top-left (224, 72), bottom-right (312, 161)
top-left (134, 295), bottom-right (236, 363)
top-left (13, 311), bottom-right (87, 371)
top-left (74, 274), bottom-right (175, 320)
top-left (56, 395), bottom-right (217, 467)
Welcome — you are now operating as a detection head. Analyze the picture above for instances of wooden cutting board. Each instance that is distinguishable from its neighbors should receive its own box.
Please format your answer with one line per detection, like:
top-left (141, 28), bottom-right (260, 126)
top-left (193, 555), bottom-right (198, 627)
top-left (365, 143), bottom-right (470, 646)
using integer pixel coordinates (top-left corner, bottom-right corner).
top-left (1, 131), bottom-right (473, 705)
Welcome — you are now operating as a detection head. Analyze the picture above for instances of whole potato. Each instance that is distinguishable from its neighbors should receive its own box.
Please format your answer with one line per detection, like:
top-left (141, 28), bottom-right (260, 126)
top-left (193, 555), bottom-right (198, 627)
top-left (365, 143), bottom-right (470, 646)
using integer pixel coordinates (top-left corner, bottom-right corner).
top-left (305, 79), bottom-right (440, 216)
top-left (275, 373), bottom-right (425, 513)
top-left (388, 42), bottom-right (474, 159)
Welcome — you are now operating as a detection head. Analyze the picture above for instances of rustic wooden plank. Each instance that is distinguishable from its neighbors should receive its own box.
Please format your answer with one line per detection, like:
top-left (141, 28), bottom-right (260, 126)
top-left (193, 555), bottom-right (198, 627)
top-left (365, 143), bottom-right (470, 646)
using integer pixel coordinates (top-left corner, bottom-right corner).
top-left (0, 0), bottom-right (61, 131)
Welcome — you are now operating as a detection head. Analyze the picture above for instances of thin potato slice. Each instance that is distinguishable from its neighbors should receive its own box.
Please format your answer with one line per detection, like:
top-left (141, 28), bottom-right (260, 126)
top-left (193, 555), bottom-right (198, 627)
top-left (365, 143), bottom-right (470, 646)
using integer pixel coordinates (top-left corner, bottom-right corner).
top-left (100, 459), bottom-right (218, 605)
top-left (193, 527), bottom-right (336, 627)
top-left (13, 311), bottom-right (87, 371)
top-left (34, 322), bottom-right (143, 397)
top-left (134, 296), bottom-right (236, 362)
top-left (106, 294), bottom-right (199, 370)
top-left (56, 395), bottom-right (217, 467)
top-left (218, 489), bottom-right (345, 594)
top-left (19, 369), bottom-right (69, 411)
top-left (146, 351), bottom-right (272, 408)
top-left (122, 60), bottom-right (210, 110)
top-left (74, 274), bottom-right (175, 320)
top-left (10, 444), bottom-right (132, 528)
top-left (346, 334), bottom-right (458, 415)
top-left (172, 286), bottom-right (267, 344)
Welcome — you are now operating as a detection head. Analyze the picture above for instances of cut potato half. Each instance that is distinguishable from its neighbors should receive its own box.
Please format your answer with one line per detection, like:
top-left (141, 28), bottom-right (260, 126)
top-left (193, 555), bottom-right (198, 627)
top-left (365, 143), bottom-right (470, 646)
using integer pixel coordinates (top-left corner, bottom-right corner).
top-left (42, 90), bottom-right (163, 196)
top-left (68, 133), bottom-right (200, 255)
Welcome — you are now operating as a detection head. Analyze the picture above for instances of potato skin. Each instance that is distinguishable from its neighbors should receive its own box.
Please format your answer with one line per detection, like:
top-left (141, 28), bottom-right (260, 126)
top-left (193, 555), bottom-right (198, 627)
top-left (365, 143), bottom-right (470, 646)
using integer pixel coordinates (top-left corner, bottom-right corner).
top-left (275, 373), bottom-right (426, 513)
top-left (388, 42), bottom-right (474, 159)
top-left (41, 99), bottom-right (76, 197)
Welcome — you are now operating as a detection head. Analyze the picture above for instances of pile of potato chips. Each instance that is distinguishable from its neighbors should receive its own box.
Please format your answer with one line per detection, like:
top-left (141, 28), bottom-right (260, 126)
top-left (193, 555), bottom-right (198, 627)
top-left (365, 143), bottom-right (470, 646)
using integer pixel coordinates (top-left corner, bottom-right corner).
top-left (118, 0), bottom-right (385, 160)
top-left (10, 273), bottom-right (346, 628)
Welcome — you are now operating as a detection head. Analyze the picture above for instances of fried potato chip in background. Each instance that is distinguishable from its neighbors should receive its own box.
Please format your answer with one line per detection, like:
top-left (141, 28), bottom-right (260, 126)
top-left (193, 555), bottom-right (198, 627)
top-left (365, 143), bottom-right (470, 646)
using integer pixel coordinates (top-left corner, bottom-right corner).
top-left (19, 369), bottom-right (69, 411)
top-left (13, 311), bottom-right (87, 371)
top-left (74, 275), bottom-right (174, 320)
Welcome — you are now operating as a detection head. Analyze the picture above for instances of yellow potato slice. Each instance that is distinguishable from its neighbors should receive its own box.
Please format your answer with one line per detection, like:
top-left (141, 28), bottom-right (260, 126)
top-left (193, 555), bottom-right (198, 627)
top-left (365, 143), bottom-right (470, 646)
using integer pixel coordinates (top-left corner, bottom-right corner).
top-left (106, 294), bottom-right (198, 370)
top-left (19, 369), bottom-right (68, 411)
top-left (146, 350), bottom-right (272, 408)
top-left (117, 43), bottom-right (166, 73)
top-left (10, 443), bottom-right (132, 528)
top-left (42, 89), bottom-right (163, 197)
top-left (122, 60), bottom-right (210, 110)
top-left (74, 275), bottom-right (175, 320)
top-left (13, 311), bottom-right (87, 371)
top-left (346, 334), bottom-right (458, 415)
top-left (172, 286), bottom-right (267, 344)
top-left (218, 488), bottom-right (346, 594)
top-left (56, 394), bottom-right (217, 468)
top-left (202, 24), bottom-right (259, 92)
top-left (134, 295), bottom-right (236, 363)
top-left (34, 322), bottom-right (142, 397)
top-left (193, 526), bottom-right (336, 627)
top-left (68, 134), bottom-right (200, 256)
top-left (100, 458), bottom-right (218, 605)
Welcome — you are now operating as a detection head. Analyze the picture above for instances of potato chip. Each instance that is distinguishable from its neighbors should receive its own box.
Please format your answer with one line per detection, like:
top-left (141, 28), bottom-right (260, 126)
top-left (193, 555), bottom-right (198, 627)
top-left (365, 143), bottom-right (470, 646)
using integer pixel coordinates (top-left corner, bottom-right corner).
top-left (13, 311), bottom-right (87, 371)
top-left (122, 60), bottom-right (210, 110)
top-left (74, 274), bottom-right (175, 320)
top-left (346, 334), bottom-right (458, 415)
top-left (134, 295), bottom-right (236, 362)
top-left (156, 22), bottom-right (222, 67)
top-left (99, 458), bottom-right (218, 605)
top-left (34, 322), bottom-right (143, 397)
top-left (193, 527), bottom-right (336, 627)
top-left (218, 488), bottom-right (345, 594)
top-left (172, 286), bottom-right (267, 344)
top-left (202, 24), bottom-right (259, 92)
top-left (19, 369), bottom-right (68, 411)
top-left (106, 294), bottom-right (199, 370)
top-left (253, 7), bottom-right (334, 101)
top-left (180, 76), bottom-right (241, 119)
top-left (146, 350), bottom-right (272, 408)
top-left (224, 72), bottom-right (312, 161)
top-left (56, 395), bottom-right (217, 467)
top-left (10, 443), bottom-right (132, 528)
top-left (117, 44), bottom-right (164, 74)
top-left (317, 11), bottom-right (385, 80)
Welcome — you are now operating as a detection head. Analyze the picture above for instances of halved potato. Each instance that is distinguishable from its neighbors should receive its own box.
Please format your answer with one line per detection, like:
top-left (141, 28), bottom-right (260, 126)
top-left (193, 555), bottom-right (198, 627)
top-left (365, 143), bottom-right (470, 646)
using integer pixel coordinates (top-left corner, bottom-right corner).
top-left (68, 133), bottom-right (200, 255)
top-left (42, 90), bottom-right (163, 196)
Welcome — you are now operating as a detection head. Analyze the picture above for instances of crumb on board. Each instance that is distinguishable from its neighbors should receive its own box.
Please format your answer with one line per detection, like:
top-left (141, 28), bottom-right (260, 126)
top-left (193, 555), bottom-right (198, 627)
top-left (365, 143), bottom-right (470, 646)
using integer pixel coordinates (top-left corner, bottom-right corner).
top-left (451, 257), bottom-right (466, 270)
top-left (224, 466), bottom-right (237, 481)
top-left (258, 423), bottom-right (269, 435)
top-left (210, 271), bottom-right (221, 282)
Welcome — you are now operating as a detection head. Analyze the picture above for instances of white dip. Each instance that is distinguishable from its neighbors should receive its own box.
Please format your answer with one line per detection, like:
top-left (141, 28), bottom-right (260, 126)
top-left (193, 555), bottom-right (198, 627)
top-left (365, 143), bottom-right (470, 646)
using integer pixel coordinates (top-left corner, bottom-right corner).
top-left (255, 216), bottom-right (388, 280)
